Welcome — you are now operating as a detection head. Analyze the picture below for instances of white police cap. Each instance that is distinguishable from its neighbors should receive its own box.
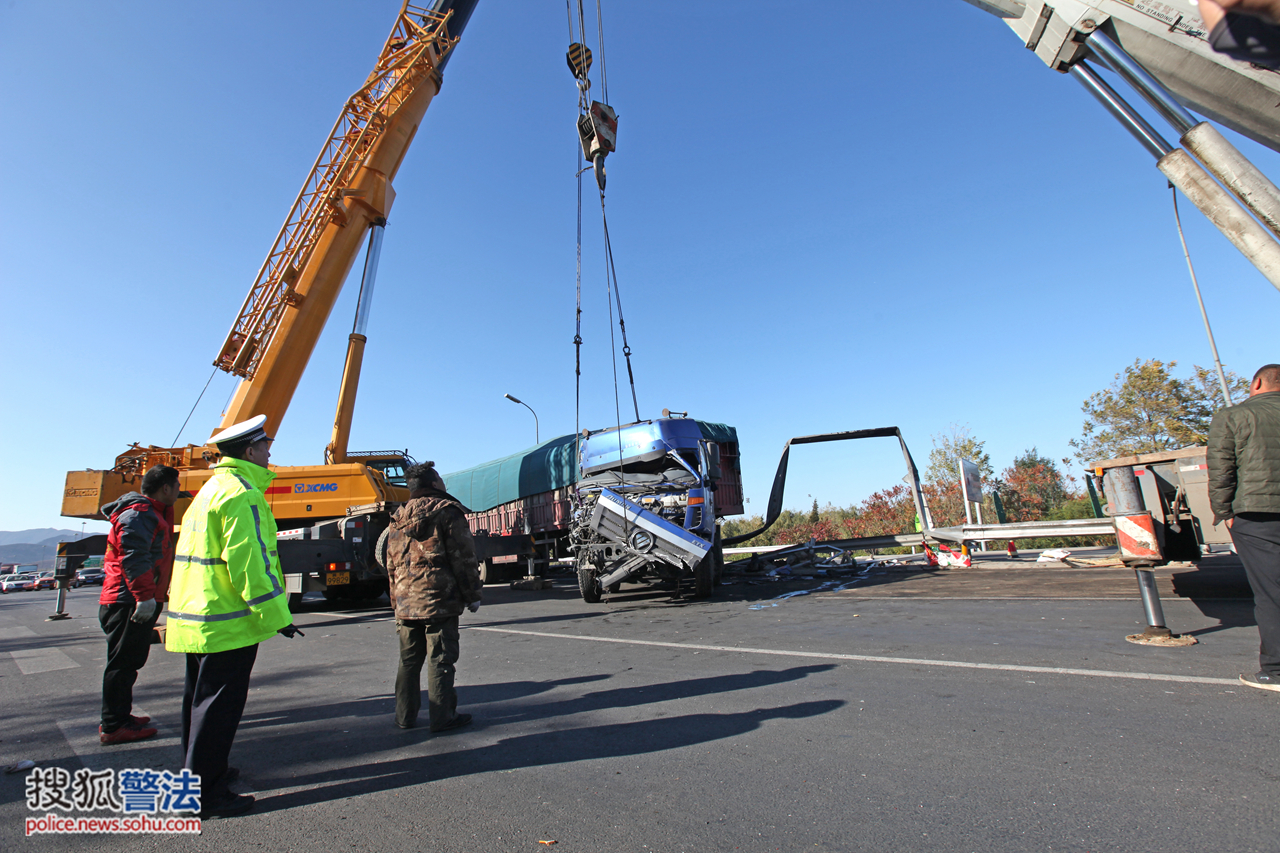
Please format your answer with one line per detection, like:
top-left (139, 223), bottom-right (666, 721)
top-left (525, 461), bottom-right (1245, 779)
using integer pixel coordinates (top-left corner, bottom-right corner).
top-left (210, 414), bottom-right (273, 449)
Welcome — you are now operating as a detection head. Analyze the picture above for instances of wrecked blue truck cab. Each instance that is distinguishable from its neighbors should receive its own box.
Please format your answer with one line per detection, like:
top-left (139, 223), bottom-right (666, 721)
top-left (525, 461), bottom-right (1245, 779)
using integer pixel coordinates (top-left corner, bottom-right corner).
top-left (570, 417), bottom-right (741, 602)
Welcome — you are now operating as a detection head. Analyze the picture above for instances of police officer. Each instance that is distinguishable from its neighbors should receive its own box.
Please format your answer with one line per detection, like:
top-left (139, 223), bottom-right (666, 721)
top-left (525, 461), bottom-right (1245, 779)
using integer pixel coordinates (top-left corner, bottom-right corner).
top-left (166, 415), bottom-right (302, 818)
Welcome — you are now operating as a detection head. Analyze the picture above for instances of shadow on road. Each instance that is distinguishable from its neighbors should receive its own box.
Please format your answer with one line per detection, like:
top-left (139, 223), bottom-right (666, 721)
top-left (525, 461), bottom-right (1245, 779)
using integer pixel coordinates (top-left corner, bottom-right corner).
top-left (250, 698), bottom-right (844, 814)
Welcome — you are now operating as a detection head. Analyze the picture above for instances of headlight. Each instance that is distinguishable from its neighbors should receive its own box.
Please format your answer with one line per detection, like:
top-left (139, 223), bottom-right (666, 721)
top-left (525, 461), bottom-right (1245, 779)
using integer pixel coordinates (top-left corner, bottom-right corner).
top-left (629, 529), bottom-right (654, 552)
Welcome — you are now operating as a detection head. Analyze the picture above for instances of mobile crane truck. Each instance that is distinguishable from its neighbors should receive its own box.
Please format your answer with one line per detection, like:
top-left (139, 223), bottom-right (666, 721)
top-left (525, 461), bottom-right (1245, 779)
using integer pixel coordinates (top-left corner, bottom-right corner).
top-left (60, 0), bottom-right (480, 608)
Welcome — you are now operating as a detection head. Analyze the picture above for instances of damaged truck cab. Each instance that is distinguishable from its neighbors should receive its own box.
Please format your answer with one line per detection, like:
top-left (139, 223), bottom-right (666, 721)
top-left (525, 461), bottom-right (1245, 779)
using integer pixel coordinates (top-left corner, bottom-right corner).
top-left (570, 417), bottom-right (740, 601)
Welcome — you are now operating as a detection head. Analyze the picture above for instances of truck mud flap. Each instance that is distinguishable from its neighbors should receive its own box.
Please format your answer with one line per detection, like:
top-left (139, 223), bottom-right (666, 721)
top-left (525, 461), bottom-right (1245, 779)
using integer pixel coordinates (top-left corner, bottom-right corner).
top-left (590, 488), bottom-right (711, 570)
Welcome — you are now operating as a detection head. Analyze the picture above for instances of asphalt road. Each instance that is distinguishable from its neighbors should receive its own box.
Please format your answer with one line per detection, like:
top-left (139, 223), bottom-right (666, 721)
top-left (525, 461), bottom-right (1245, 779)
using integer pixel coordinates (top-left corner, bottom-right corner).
top-left (1, 562), bottom-right (1276, 852)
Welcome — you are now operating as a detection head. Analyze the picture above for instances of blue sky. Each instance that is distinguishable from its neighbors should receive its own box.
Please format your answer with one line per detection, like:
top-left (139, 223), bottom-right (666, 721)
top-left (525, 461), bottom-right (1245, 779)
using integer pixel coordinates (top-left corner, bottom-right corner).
top-left (3, 0), bottom-right (1278, 535)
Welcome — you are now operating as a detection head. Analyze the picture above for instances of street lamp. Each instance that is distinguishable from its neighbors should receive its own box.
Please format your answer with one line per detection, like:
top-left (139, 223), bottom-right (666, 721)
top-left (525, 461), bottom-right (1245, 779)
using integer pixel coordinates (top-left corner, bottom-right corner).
top-left (503, 393), bottom-right (539, 444)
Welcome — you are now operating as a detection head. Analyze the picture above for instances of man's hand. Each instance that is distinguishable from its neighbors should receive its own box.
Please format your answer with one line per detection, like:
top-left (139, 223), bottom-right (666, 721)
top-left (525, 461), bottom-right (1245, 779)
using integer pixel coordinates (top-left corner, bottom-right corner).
top-left (1227, 518), bottom-right (1235, 529)
top-left (467, 601), bottom-right (481, 614)
top-left (277, 624), bottom-right (305, 638)
top-left (131, 599), bottom-right (159, 624)
top-left (1199, 0), bottom-right (1227, 30)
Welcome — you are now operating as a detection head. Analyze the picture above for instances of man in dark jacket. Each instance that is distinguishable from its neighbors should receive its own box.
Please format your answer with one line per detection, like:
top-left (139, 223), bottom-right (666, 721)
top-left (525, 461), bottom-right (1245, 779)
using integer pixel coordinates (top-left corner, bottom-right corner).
top-left (1207, 363), bottom-right (1280, 692)
top-left (98, 464), bottom-right (188, 744)
top-left (383, 462), bottom-right (482, 731)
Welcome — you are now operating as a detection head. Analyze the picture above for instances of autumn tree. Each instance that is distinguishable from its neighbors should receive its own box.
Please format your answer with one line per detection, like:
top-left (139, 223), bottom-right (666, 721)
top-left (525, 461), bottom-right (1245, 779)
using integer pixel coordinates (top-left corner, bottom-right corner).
top-left (843, 485), bottom-right (918, 539)
top-left (995, 448), bottom-right (1073, 523)
top-left (1070, 359), bottom-right (1244, 464)
top-left (1187, 364), bottom-right (1250, 412)
top-left (925, 424), bottom-right (993, 487)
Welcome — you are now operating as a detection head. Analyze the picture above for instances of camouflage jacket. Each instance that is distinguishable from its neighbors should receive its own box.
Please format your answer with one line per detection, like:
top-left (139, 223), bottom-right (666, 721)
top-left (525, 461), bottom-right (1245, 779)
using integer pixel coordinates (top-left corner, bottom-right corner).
top-left (386, 491), bottom-right (482, 621)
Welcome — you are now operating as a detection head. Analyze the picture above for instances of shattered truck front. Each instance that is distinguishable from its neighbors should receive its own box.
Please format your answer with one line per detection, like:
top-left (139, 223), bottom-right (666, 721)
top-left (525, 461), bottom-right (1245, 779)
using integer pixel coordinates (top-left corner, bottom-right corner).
top-left (569, 417), bottom-right (728, 602)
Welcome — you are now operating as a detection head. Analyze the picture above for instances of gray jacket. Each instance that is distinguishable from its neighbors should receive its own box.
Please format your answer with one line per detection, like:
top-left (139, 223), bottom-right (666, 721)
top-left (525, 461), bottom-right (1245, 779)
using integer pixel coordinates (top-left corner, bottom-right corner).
top-left (1206, 390), bottom-right (1280, 523)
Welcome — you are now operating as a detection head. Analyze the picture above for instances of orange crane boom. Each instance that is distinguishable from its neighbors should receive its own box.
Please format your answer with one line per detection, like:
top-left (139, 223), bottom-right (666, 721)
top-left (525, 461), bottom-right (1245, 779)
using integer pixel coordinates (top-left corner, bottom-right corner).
top-left (62, 0), bottom-right (477, 524)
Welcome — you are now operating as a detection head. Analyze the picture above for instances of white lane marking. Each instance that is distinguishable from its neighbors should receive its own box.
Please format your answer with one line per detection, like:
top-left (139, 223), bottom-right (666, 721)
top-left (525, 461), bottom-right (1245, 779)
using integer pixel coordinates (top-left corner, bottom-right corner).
top-left (466, 626), bottom-right (1238, 686)
top-left (306, 610), bottom-right (394, 620)
top-left (0, 625), bottom-right (81, 674)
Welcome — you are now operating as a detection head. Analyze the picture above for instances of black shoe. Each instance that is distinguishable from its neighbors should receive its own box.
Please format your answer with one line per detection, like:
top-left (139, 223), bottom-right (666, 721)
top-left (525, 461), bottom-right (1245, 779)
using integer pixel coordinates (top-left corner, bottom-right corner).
top-left (396, 720), bottom-right (415, 730)
top-left (1240, 672), bottom-right (1280, 692)
top-left (430, 713), bottom-right (472, 733)
top-left (199, 792), bottom-right (255, 819)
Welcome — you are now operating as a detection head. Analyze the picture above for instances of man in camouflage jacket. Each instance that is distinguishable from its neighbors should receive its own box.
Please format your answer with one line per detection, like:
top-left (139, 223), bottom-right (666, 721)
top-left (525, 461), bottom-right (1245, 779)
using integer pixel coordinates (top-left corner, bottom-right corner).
top-left (384, 462), bottom-right (483, 731)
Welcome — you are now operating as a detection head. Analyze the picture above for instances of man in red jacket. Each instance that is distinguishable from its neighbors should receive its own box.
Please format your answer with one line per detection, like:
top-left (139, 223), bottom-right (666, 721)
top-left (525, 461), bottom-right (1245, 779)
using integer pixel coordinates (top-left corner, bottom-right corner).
top-left (98, 465), bottom-right (187, 745)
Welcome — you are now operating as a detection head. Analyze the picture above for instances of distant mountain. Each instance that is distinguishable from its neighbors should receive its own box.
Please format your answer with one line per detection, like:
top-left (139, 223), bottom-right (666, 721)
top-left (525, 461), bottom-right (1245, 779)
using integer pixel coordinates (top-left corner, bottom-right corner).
top-left (0, 529), bottom-right (100, 570)
top-left (0, 529), bottom-right (83, 547)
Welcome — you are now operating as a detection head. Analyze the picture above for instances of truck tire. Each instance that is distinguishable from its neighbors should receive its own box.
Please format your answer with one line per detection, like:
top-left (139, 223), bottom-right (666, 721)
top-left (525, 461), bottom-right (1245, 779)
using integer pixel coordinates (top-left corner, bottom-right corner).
top-left (694, 550), bottom-right (714, 598)
top-left (578, 567), bottom-right (601, 603)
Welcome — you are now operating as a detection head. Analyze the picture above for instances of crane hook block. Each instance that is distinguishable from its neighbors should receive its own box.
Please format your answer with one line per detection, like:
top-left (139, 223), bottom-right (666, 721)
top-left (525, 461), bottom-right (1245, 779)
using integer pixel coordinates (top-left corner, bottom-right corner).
top-left (578, 101), bottom-right (618, 164)
top-left (567, 43), bottom-right (593, 81)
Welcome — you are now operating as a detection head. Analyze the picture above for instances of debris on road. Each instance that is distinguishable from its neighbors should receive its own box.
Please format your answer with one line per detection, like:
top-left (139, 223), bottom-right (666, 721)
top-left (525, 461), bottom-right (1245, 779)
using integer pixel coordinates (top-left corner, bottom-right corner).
top-left (5, 760), bottom-right (36, 774)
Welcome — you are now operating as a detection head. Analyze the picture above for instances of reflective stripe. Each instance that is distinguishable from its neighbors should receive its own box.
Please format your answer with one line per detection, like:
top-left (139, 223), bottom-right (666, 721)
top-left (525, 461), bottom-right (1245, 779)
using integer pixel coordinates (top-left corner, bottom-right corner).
top-left (168, 608), bottom-right (252, 623)
top-left (246, 587), bottom-right (284, 606)
top-left (174, 554), bottom-right (227, 567)
top-left (249, 505), bottom-right (284, 598)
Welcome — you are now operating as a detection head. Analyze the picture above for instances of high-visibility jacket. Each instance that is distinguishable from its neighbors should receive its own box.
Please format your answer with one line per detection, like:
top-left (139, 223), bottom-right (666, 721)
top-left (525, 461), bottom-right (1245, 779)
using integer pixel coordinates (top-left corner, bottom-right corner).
top-left (165, 457), bottom-right (291, 654)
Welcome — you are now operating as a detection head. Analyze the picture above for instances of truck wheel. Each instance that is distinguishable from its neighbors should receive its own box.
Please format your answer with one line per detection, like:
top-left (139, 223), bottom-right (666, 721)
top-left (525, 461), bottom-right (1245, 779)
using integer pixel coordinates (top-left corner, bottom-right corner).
top-left (288, 591), bottom-right (303, 611)
top-left (578, 567), bottom-right (601, 603)
top-left (694, 551), bottom-right (714, 599)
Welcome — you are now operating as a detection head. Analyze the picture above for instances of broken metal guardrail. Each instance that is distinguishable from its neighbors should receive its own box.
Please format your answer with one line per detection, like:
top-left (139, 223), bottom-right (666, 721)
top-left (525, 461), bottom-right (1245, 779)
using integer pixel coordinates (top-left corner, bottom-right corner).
top-left (726, 424), bottom-right (1116, 554)
top-left (927, 517), bottom-right (1116, 544)
top-left (723, 427), bottom-right (928, 547)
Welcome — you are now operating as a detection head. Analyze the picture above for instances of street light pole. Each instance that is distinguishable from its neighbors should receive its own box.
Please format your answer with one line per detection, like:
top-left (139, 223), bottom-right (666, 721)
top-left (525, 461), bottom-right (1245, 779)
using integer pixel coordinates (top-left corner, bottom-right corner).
top-left (504, 394), bottom-right (539, 444)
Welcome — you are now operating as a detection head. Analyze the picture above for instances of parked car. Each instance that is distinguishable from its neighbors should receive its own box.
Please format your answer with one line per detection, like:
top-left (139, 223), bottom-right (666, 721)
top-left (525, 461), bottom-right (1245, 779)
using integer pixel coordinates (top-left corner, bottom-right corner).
top-left (32, 572), bottom-right (62, 591)
top-left (75, 568), bottom-right (106, 586)
top-left (0, 574), bottom-right (36, 594)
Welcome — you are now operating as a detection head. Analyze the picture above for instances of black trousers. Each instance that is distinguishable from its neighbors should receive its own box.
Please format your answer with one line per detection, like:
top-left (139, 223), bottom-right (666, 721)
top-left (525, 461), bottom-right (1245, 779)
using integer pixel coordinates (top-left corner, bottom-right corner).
top-left (182, 644), bottom-right (258, 799)
top-left (1231, 513), bottom-right (1280, 676)
top-left (99, 603), bottom-right (159, 732)
top-left (395, 617), bottom-right (460, 730)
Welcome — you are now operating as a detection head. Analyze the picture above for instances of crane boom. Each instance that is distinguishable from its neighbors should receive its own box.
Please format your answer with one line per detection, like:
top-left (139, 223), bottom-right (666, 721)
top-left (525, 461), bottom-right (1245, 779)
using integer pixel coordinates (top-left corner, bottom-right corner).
top-left (214, 0), bottom-right (476, 441)
top-left (60, 0), bottom-right (478, 524)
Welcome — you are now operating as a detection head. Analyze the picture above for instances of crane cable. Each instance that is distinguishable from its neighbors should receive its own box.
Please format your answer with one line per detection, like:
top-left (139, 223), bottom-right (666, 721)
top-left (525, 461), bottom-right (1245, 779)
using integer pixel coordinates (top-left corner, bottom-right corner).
top-left (568, 0), bottom-right (640, 556)
top-left (567, 0), bottom-right (640, 436)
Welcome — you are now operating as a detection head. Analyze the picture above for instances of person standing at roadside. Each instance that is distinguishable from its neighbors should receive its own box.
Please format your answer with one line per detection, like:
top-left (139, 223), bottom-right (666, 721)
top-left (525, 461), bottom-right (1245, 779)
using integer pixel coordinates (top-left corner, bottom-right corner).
top-left (166, 415), bottom-right (303, 818)
top-left (1207, 364), bottom-right (1280, 692)
top-left (382, 462), bottom-right (482, 732)
top-left (98, 464), bottom-right (188, 745)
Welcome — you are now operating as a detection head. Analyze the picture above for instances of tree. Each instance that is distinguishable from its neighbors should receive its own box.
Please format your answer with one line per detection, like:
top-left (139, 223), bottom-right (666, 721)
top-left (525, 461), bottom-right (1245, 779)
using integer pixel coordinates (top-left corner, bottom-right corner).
top-left (995, 448), bottom-right (1073, 523)
top-left (843, 485), bottom-right (918, 540)
top-left (925, 424), bottom-right (993, 487)
top-left (809, 499), bottom-right (820, 524)
top-left (1188, 364), bottom-right (1250, 412)
top-left (1069, 359), bottom-right (1231, 464)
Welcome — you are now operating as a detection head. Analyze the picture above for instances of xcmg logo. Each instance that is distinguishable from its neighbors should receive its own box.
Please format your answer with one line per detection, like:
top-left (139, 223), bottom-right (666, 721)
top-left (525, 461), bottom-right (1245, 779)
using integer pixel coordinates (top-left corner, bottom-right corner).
top-left (294, 482), bottom-right (339, 494)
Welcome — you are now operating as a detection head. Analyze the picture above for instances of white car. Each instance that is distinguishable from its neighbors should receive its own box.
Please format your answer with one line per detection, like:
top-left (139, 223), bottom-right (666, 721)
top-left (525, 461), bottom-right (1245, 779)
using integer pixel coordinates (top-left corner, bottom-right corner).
top-left (0, 574), bottom-right (37, 594)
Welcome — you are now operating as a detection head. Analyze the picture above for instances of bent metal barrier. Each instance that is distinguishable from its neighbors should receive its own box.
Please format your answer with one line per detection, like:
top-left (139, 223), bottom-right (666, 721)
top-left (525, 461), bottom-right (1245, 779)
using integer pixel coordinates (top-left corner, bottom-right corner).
top-left (730, 426), bottom-right (1211, 646)
top-left (726, 426), bottom-right (1114, 551)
